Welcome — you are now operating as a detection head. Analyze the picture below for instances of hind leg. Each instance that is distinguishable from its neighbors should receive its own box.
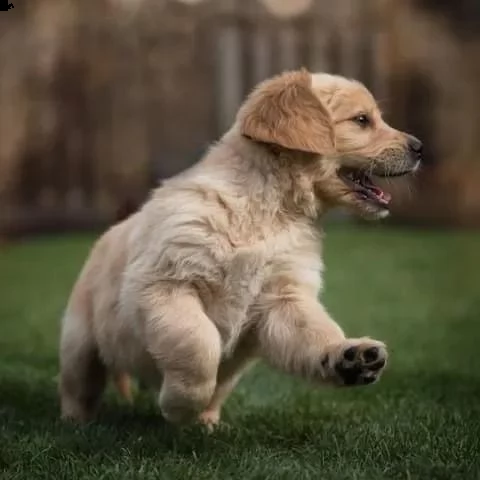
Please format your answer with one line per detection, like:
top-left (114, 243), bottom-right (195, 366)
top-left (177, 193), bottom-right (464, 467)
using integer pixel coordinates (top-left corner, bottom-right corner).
top-left (198, 341), bottom-right (257, 430)
top-left (59, 312), bottom-right (107, 422)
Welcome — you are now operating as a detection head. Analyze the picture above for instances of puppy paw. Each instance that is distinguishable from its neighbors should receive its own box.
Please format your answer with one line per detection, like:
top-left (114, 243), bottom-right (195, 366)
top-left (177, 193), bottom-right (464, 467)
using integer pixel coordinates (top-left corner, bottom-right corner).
top-left (322, 338), bottom-right (387, 386)
top-left (197, 409), bottom-right (221, 432)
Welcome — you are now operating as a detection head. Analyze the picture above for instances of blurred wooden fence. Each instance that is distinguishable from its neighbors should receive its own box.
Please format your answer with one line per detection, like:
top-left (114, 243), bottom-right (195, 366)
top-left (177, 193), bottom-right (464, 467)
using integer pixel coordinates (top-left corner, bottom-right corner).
top-left (0, 0), bottom-right (479, 235)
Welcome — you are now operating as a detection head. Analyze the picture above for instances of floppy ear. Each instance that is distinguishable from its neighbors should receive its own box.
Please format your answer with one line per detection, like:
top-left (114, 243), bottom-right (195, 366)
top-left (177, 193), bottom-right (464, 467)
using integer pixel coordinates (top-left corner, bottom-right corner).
top-left (238, 70), bottom-right (335, 156)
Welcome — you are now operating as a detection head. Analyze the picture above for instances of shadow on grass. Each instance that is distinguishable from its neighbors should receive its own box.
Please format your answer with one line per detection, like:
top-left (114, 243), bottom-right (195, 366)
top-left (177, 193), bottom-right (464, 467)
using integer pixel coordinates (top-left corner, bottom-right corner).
top-left (2, 368), bottom-right (480, 447)
top-left (1, 369), bottom-right (480, 480)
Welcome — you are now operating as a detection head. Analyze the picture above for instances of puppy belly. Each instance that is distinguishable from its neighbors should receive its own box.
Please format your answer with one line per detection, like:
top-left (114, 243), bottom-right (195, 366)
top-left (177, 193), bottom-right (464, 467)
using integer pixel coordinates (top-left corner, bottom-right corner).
top-left (95, 322), bottom-right (162, 388)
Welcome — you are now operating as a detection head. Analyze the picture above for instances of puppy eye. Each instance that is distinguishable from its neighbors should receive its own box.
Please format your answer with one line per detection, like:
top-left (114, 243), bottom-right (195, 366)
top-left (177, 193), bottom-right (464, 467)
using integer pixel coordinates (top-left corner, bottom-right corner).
top-left (351, 114), bottom-right (371, 128)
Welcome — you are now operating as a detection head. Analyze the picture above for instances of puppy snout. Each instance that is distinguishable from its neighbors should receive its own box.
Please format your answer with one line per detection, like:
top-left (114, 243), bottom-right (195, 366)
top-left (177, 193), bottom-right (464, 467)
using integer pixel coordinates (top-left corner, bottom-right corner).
top-left (407, 135), bottom-right (423, 158)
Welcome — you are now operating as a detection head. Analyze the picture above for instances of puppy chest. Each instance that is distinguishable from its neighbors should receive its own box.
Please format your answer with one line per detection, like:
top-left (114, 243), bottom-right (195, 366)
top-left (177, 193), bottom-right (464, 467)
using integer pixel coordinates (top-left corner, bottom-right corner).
top-left (260, 229), bottom-right (324, 292)
top-left (205, 243), bottom-right (323, 316)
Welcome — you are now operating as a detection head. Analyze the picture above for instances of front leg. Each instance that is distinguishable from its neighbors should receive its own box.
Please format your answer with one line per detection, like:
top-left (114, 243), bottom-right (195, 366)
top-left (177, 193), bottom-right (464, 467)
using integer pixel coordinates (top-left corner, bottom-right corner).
top-left (143, 284), bottom-right (222, 424)
top-left (256, 290), bottom-right (387, 386)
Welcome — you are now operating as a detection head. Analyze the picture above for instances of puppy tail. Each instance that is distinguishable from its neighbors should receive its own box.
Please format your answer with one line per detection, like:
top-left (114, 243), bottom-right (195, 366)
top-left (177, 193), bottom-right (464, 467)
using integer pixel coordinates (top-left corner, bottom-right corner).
top-left (113, 373), bottom-right (134, 404)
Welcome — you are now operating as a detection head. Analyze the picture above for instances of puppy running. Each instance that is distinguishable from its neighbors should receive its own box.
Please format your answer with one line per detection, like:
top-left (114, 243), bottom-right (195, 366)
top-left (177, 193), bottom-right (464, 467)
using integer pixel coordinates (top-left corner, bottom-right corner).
top-left (59, 70), bottom-right (422, 428)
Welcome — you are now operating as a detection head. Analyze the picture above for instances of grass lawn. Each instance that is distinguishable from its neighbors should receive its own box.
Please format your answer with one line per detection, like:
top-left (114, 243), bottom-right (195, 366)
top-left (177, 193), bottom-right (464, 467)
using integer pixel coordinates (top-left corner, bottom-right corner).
top-left (1, 225), bottom-right (480, 480)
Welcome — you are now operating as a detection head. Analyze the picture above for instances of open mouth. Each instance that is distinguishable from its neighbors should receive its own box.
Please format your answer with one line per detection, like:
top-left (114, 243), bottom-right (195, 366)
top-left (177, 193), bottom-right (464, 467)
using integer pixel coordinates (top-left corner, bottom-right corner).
top-left (338, 167), bottom-right (414, 208)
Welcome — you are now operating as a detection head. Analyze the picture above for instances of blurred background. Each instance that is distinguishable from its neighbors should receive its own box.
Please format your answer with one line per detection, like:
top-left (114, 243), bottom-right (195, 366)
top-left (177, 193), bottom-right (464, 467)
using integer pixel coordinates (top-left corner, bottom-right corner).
top-left (1, 0), bottom-right (480, 237)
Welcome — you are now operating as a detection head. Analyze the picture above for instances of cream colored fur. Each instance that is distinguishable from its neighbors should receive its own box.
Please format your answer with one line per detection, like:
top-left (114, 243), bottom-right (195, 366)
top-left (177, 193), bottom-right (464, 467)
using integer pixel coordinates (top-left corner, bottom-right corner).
top-left (59, 70), bottom-right (420, 428)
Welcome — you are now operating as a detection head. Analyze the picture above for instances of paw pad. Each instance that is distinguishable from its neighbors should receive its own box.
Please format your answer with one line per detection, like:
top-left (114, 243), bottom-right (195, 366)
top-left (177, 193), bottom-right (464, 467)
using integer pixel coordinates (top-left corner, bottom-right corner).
top-left (362, 346), bottom-right (379, 363)
top-left (330, 340), bottom-right (387, 386)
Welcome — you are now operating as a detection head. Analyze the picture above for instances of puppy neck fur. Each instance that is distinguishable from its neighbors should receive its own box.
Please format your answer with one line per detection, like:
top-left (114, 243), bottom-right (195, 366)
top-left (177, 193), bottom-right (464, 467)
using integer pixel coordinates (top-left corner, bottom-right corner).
top-left (198, 125), bottom-right (328, 222)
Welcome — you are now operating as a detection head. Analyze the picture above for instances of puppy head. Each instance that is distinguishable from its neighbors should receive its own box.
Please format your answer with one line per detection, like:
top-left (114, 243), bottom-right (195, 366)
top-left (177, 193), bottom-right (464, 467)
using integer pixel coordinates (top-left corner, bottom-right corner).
top-left (237, 70), bottom-right (422, 219)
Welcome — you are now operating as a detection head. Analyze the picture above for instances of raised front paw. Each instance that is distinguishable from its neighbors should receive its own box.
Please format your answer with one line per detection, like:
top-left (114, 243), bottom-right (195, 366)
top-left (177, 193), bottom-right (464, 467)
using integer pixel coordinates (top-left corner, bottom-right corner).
top-left (322, 338), bottom-right (388, 386)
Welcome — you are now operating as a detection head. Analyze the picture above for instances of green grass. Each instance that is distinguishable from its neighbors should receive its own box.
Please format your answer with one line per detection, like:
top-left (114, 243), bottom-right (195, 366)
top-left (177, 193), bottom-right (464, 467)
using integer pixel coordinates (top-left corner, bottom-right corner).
top-left (1, 225), bottom-right (480, 480)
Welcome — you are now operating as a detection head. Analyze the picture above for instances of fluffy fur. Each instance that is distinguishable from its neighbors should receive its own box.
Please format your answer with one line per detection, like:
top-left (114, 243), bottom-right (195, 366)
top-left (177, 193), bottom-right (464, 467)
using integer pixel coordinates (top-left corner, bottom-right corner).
top-left (59, 70), bottom-right (421, 428)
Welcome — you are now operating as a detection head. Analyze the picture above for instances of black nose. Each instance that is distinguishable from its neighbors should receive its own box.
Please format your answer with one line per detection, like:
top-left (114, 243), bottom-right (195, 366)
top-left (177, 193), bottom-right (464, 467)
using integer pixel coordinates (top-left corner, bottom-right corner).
top-left (407, 135), bottom-right (423, 154)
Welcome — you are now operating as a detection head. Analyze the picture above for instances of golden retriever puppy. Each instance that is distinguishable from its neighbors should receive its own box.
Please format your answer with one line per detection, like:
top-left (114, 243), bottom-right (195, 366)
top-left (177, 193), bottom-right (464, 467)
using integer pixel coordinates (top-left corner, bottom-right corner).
top-left (59, 70), bottom-right (422, 427)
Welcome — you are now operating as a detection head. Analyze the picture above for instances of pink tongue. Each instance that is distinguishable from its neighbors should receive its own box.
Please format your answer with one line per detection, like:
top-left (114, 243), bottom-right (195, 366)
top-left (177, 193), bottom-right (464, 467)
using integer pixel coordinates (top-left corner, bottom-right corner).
top-left (370, 185), bottom-right (391, 202)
